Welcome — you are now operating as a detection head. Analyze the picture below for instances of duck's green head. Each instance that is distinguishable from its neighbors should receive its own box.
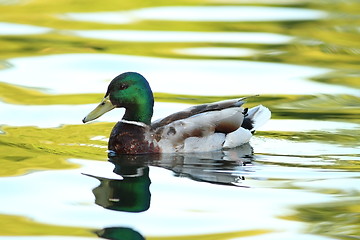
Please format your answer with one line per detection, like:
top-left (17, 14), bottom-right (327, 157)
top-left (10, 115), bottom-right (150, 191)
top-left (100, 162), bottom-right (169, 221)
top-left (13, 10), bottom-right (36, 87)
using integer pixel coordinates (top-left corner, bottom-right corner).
top-left (83, 72), bottom-right (154, 124)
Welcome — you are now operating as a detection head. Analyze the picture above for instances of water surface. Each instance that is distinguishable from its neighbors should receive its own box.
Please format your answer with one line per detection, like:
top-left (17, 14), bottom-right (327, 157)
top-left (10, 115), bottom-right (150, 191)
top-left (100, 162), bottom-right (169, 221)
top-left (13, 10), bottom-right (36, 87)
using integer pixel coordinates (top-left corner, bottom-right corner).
top-left (0, 1), bottom-right (359, 239)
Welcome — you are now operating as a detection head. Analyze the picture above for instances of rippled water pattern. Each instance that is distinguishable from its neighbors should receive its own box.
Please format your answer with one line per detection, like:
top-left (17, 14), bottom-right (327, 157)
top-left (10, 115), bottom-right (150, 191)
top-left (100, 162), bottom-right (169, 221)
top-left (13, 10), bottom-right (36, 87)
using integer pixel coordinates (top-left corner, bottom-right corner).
top-left (0, 1), bottom-right (359, 240)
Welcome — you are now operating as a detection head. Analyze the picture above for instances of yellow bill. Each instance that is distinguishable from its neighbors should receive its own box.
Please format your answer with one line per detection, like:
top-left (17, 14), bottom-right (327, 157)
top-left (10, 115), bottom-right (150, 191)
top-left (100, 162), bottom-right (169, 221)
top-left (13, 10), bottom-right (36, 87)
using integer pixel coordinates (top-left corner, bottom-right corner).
top-left (82, 96), bottom-right (116, 123)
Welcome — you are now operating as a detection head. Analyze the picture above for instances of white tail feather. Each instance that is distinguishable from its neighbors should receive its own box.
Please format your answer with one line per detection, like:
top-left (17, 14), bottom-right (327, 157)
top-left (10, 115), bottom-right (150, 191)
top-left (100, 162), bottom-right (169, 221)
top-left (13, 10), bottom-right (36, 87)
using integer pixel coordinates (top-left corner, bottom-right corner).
top-left (247, 105), bottom-right (271, 131)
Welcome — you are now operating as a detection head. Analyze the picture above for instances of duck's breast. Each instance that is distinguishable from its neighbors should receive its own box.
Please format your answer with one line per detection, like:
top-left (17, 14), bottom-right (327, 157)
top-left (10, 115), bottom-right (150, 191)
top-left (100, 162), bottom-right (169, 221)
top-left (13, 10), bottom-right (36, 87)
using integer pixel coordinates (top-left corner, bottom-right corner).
top-left (109, 120), bottom-right (159, 154)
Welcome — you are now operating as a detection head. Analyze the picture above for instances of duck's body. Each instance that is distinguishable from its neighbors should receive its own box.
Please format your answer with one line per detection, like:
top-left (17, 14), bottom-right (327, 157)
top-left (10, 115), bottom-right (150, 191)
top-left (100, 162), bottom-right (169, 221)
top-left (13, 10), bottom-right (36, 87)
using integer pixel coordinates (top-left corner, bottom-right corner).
top-left (83, 72), bottom-right (271, 154)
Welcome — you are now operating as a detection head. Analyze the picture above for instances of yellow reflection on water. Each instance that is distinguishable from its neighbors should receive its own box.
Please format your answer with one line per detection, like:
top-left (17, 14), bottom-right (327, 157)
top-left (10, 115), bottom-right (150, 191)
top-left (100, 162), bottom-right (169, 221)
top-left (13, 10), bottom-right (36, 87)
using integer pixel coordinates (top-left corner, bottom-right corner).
top-left (0, 214), bottom-right (94, 237)
top-left (0, 123), bottom-right (111, 176)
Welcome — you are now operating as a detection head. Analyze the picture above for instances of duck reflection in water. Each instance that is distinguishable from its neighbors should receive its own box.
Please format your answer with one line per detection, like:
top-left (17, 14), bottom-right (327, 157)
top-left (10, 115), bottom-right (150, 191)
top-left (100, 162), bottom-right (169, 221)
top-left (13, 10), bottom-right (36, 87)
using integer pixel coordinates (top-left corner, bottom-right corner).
top-left (155, 143), bottom-right (254, 186)
top-left (84, 155), bottom-right (152, 213)
top-left (96, 227), bottom-right (145, 240)
top-left (84, 143), bottom-right (254, 214)
top-left (85, 144), bottom-right (254, 239)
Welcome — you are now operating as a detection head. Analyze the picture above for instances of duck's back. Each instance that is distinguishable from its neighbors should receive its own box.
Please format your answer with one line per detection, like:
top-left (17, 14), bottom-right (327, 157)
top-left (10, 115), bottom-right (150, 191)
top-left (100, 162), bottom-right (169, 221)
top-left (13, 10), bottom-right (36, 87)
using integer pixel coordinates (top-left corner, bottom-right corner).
top-left (151, 98), bottom-right (247, 129)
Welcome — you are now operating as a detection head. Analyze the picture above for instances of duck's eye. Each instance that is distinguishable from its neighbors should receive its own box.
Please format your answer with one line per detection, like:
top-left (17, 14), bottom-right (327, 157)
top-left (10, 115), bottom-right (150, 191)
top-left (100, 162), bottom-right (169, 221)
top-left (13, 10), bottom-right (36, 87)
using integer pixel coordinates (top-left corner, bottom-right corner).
top-left (119, 83), bottom-right (129, 90)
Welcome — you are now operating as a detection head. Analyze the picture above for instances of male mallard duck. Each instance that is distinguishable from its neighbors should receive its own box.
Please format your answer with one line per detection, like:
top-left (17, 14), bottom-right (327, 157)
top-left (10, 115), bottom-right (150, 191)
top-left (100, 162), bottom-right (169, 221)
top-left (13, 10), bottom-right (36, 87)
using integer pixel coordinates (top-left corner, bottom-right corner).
top-left (83, 72), bottom-right (271, 154)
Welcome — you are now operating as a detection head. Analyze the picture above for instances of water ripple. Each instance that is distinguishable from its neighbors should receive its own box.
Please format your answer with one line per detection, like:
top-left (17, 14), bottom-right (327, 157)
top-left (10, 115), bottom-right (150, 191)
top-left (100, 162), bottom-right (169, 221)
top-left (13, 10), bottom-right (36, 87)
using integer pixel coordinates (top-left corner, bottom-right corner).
top-left (66, 30), bottom-right (293, 44)
top-left (61, 6), bottom-right (327, 24)
top-left (0, 22), bottom-right (52, 35)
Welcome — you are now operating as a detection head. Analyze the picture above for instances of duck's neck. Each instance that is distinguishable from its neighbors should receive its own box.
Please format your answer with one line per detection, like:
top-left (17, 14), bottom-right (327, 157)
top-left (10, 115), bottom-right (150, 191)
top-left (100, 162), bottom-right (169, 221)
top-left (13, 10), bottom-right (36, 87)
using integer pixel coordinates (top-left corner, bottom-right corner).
top-left (122, 101), bottom-right (153, 125)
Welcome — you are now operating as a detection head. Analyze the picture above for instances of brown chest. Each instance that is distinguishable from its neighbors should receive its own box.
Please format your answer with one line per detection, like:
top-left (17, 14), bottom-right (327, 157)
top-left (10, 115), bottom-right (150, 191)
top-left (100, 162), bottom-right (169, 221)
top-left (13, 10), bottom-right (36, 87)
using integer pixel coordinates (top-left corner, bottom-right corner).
top-left (108, 121), bottom-right (160, 154)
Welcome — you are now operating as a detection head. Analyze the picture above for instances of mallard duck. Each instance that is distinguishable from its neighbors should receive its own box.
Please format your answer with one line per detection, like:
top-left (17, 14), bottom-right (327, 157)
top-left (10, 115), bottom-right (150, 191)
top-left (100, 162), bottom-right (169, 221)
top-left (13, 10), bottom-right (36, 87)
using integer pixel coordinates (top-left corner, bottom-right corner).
top-left (83, 72), bottom-right (271, 154)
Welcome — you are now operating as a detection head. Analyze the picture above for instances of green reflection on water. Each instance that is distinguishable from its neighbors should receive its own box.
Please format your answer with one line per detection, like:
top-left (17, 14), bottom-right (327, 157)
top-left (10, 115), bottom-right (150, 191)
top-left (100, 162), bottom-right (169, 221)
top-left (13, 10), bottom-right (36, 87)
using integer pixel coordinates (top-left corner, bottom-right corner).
top-left (0, 123), bottom-right (110, 176)
top-left (262, 130), bottom-right (360, 149)
top-left (293, 200), bottom-right (360, 239)
top-left (0, 82), bottom-right (101, 105)
top-left (1, 81), bottom-right (359, 123)
top-left (0, 0), bottom-right (359, 76)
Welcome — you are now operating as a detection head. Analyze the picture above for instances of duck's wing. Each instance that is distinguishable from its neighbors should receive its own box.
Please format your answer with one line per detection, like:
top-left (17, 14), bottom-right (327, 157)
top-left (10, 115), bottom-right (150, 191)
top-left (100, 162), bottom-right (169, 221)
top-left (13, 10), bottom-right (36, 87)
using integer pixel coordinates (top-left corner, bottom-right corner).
top-left (152, 103), bottom-right (271, 153)
top-left (153, 107), bottom-right (245, 152)
top-left (151, 97), bottom-right (249, 130)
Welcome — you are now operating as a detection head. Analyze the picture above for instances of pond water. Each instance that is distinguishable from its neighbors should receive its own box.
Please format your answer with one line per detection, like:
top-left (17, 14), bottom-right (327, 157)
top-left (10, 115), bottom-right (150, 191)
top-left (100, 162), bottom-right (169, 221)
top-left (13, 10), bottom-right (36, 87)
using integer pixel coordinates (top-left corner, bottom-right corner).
top-left (0, 0), bottom-right (359, 240)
